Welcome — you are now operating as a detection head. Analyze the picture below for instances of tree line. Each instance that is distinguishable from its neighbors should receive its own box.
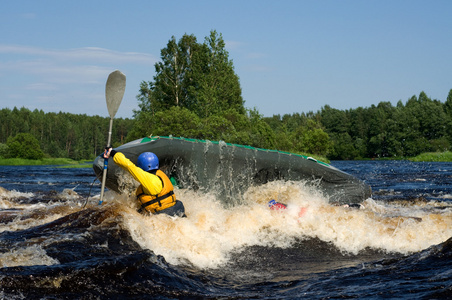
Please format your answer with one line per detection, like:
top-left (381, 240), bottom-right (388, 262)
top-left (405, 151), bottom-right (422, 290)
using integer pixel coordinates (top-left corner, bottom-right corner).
top-left (1, 30), bottom-right (452, 161)
top-left (0, 107), bottom-right (134, 160)
top-left (266, 89), bottom-right (452, 159)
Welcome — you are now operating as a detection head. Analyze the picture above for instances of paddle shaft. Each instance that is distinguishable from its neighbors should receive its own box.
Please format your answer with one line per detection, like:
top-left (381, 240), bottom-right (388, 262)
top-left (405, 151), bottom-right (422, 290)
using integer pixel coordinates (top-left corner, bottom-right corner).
top-left (99, 118), bottom-right (114, 205)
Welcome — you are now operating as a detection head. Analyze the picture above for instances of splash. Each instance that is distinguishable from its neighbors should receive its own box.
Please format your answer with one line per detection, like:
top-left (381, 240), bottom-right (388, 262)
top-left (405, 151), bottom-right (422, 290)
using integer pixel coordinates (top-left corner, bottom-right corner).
top-left (0, 186), bottom-right (34, 209)
top-left (0, 187), bottom-right (82, 233)
top-left (0, 245), bottom-right (59, 268)
top-left (120, 180), bottom-right (452, 269)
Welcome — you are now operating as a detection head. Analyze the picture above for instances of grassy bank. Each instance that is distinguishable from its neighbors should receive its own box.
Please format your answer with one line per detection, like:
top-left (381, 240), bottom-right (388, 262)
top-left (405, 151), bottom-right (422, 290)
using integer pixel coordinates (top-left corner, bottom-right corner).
top-left (1, 151), bottom-right (451, 167)
top-left (0, 157), bottom-right (93, 167)
top-left (409, 151), bottom-right (452, 162)
top-left (299, 153), bottom-right (330, 164)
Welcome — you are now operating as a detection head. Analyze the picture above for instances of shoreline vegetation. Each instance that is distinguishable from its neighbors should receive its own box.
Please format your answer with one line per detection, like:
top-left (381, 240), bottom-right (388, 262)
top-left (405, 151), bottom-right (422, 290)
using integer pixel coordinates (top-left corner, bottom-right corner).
top-left (408, 151), bottom-right (452, 162)
top-left (1, 151), bottom-right (452, 167)
top-left (0, 158), bottom-right (93, 167)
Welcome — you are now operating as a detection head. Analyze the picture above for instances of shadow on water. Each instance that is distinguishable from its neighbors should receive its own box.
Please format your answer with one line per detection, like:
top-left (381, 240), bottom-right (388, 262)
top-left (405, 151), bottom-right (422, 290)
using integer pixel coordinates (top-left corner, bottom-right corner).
top-left (224, 238), bottom-right (399, 283)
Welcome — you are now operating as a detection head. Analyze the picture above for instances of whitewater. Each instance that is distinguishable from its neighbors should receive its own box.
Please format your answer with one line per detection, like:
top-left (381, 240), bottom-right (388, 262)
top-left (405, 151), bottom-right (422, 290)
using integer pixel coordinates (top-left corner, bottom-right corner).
top-left (1, 161), bottom-right (452, 298)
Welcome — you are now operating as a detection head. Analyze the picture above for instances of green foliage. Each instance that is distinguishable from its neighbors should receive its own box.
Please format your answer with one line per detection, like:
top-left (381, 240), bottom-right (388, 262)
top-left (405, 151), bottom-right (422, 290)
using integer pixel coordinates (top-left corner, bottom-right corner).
top-left (0, 157), bottom-right (91, 166)
top-left (130, 31), bottom-right (275, 151)
top-left (0, 143), bottom-right (8, 158)
top-left (201, 114), bottom-right (234, 141)
top-left (130, 106), bottom-right (277, 150)
top-left (151, 106), bottom-right (202, 138)
top-left (6, 133), bottom-right (44, 159)
top-left (409, 151), bottom-right (452, 162)
top-left (318, 90), bottom-right (452, 159)
top-left (328, 133), bottom-right (355, 160)
top-left (3, 30), bottom-right (451, 162)
top-left (289, 119), bottom-right (332, 156)
top-left (245, 108), bottom-right (276, 149)
top-left (189, 31), bottom-right (245, 118)
top-left (134, 30), bottom-right (244, 124)
top-left (0, 107), bottom-right (135, 160)
top-left (263, 89), bottom-right (452, 160)
top-left (303, 128), bottom-right (332, 155)
top-left (263, 113), bottom-right (331, 156)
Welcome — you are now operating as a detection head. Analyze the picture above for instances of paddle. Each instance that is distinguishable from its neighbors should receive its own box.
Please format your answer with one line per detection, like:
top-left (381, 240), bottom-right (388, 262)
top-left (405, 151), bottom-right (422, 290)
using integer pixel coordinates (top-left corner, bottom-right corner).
top-left (99, 70), bottom-right (126, 205)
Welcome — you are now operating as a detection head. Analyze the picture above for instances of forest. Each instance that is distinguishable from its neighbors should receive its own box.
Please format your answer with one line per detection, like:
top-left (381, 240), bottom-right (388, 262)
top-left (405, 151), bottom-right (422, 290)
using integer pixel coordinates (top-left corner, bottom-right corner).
top-left (266, 89), bottom-right (452, 159)
top-left (1, 30), bottom-right (452, 161)
top-left (0, 107), bottom-right (133, 160)
top-left (2, 90), bottom-right (451, 161)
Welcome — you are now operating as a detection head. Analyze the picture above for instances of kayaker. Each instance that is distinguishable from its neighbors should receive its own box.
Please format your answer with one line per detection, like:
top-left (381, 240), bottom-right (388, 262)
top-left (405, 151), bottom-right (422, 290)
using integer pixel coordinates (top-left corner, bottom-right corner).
top-left (268, 199), bottom-right (308, 217)
top-left (268, 199), bottom-right (288, 210)
top-left (103, 147), bottom-right (186, 217)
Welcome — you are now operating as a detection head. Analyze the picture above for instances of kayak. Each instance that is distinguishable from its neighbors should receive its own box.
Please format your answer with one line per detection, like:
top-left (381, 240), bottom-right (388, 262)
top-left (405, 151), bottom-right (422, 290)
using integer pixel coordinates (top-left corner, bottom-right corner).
top-left (93, 136), bottom-right (371, 205)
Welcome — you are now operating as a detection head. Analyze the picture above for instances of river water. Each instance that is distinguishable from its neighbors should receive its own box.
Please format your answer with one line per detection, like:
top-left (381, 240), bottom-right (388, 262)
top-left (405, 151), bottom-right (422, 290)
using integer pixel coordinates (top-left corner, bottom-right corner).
top-left (1, 161), bottom-right (451, 299)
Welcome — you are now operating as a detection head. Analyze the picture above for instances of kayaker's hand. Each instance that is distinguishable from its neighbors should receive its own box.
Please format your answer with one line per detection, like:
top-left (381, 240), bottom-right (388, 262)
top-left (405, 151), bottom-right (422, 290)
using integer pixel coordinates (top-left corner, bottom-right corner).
top-left (103, 147), bottom-right (112, 159)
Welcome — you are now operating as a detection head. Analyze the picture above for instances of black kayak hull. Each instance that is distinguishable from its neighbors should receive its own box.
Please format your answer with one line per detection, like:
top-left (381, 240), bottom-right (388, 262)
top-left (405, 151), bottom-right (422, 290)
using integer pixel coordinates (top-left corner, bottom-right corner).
top-left (93, 136), bottom-right (371, 205)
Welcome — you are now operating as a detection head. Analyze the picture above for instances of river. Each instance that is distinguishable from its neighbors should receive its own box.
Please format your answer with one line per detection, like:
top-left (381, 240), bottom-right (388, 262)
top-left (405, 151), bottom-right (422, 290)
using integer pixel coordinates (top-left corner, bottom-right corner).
top-left (1, 160), bottom-right (451, 299)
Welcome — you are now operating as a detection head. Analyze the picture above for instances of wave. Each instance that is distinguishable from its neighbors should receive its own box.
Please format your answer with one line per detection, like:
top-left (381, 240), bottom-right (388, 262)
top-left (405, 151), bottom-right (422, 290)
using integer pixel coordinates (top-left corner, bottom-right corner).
top-left (2, 180), bottom-right (452, 270)
top-left (1, 181), bottom-right (452, 298)
top-left (119, 180), bottom-right (452, 268)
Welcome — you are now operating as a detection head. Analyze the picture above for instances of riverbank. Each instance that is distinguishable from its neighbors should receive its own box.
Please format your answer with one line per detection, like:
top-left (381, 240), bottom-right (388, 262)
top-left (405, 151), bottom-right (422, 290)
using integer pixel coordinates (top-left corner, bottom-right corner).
top-left (353, 151), bottom-right (452, 162)
top-left (2, 151), bottom-right (452, 166)
top-left (0, 158), bottom-right (92, 167)
top-left (409, 151), bottom-right (452, 162)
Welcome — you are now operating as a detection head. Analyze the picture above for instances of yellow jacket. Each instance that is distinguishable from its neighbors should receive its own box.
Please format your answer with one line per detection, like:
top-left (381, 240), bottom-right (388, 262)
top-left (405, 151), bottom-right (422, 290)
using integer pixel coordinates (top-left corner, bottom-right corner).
top-left (113, 152), bottom-right (176, 213)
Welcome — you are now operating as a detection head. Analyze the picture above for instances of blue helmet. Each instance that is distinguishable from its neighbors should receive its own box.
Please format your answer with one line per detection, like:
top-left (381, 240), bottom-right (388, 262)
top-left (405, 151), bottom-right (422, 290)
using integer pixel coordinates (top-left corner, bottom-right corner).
top-left (137, 152), bottom-right (159, 171)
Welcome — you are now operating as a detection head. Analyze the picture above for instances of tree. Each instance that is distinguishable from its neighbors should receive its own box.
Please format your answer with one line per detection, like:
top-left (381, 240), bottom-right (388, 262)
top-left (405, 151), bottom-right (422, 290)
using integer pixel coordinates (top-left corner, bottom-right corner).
top-left (134, 31), bottom-right (244, 122)
top-left (131, 30), bottom-right (248, 145)
top-left (0, 107), bottom-right (134, 160)
top-left (7, 133), bottom-right (44, 159)
top-left (148, 106), bottom-right (201, 138)
top-left (445, 89), bottom-right (452, 115)
top-left (290, 119), bottom-right (331, 156)
top-left (329, 132), bottom-right (356, 160)
top-left (135, 34), bottom-right (198, 117)
top-left (320, 105), bottom-right (349, 134)
top-left (152, 34), bottom-right (200, 111)
top-left (246, 108), bottom-right (276, 149)
top-left (0, 143), bottom-right (8, 158)
top-left (201, 114), bottom-right (235, 141)
top-left (189, 30), bottom-right (244, 118)
top-left (444, 89), bottom-right (452, 145)
top-left (303, 128), bottom-right (332, 156)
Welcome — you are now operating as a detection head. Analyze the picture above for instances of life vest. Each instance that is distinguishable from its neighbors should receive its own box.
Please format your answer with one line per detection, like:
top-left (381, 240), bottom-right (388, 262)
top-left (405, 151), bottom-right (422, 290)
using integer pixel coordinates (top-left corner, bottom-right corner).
top-left (136, 169), bottom-right (176, 213)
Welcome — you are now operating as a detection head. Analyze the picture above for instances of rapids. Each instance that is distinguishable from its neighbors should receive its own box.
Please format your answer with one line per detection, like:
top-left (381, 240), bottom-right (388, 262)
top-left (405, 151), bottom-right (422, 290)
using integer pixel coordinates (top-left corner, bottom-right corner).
top-left (1, 161), bottom-right (452, 298)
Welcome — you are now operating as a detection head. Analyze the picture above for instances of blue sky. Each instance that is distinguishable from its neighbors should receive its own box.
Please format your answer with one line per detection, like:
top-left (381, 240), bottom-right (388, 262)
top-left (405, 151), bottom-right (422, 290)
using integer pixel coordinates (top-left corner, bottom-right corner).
top-left (1, 1), bottom-right (451, 119)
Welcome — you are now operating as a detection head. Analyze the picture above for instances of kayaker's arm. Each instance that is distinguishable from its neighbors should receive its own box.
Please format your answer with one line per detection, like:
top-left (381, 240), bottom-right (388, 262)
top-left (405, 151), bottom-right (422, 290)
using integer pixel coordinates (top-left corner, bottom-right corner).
top-left (104, 148), bottom-right (163, 195)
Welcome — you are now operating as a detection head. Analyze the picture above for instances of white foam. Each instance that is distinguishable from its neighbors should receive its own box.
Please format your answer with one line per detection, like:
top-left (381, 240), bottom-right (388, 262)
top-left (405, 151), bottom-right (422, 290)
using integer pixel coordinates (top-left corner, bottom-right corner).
top-left (0, 210), bottom-right (68, 233)
top-left (58, 188), bottom-right (81, 201)
top-left (0, 186), bottom-right (34, 202)
top-left (0, 245), bottom-right (59, 268)
top-left (0, 187), bottom-right (42, 210)
top-left (0, 186), bottom-right (76, 233)
top-left (119, 181), bottom-right (452, 269)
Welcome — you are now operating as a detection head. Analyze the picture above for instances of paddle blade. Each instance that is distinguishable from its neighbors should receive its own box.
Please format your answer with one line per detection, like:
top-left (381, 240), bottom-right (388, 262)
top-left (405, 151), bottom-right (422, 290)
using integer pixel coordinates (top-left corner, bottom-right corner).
top-left (105, 70), bottom-right (126, 118)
